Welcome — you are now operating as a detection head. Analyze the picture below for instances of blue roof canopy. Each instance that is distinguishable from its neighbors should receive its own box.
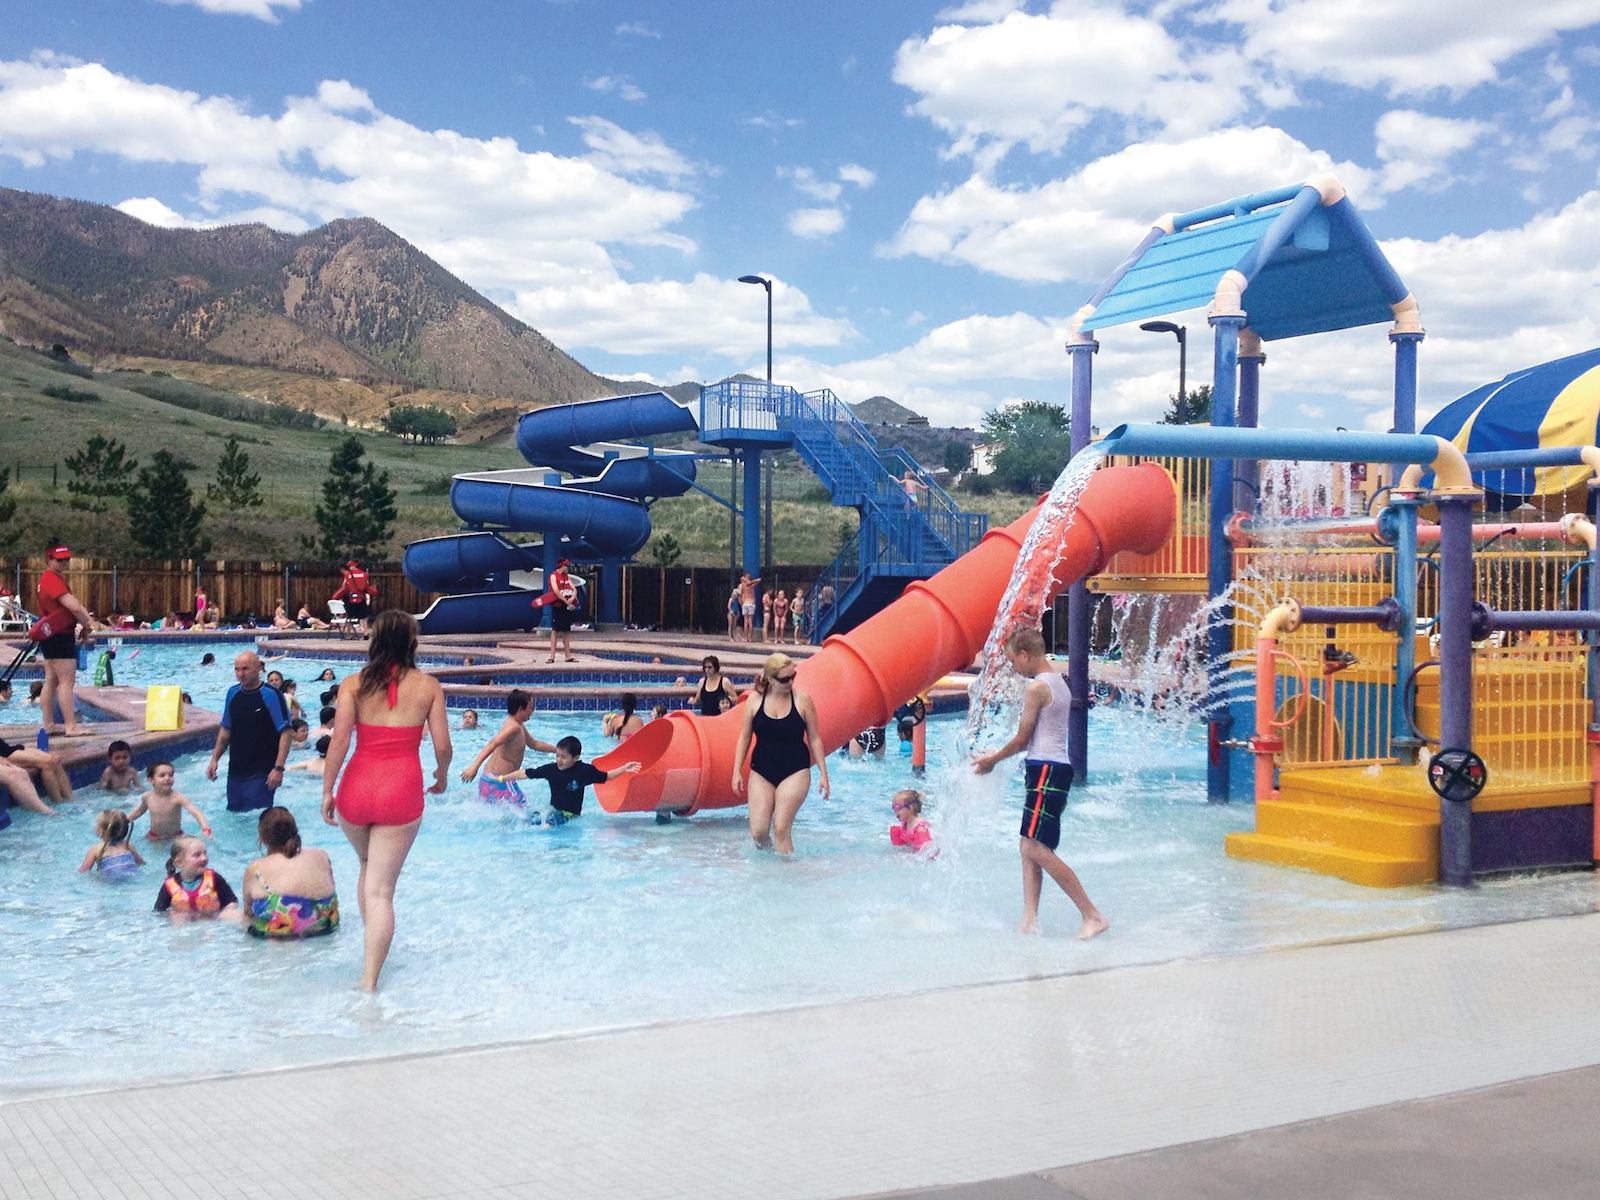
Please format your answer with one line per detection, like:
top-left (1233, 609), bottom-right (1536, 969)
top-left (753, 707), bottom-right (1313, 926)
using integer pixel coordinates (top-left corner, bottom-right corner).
top-left (1080, 182), bottom-right (1410, 342)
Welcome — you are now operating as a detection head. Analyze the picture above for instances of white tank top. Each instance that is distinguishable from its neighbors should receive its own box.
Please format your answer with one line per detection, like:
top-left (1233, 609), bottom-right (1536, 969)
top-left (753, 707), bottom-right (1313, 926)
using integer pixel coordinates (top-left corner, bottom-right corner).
top-left (1025, 670), bottom-right (1073, 764)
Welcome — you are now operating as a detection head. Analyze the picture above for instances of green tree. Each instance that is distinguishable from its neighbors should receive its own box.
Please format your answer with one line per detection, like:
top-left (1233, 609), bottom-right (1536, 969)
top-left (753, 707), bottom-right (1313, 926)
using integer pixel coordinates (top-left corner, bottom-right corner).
top-left (650, 533), bottom-right (682, 629)
top-left (383, 404), bottom-right (458, 444)
top-left (1159, 383), bottom-right (1213, 426)
top-left (63, 434), bottom-right (139, 553)
top-left (126, 451), bottom-right (211, 560)
top-left (207, 436), bottom-right (263, 538)
top-left (942, 440), bottom-right (973, 475)
top-left (0, 468), bottom-right (18, 560)
top-left (307, 437), bottom-right (397, 562)
top-left (980, 400), bottom-right (1072, 494)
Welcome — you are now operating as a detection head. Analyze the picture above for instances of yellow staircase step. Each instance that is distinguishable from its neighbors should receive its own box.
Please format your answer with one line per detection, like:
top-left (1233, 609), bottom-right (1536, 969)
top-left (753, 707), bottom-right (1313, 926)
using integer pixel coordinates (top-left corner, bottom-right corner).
top-left (1225, 831), bottom-right (1435, 888)
top-left (1254, 797), bottom-right (1438, 863)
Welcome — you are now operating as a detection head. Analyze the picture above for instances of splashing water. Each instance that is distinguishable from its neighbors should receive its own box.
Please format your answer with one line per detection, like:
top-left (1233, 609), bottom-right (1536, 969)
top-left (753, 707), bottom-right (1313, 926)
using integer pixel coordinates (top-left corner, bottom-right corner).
top-left (961, 445), bottom-right (1107, 755)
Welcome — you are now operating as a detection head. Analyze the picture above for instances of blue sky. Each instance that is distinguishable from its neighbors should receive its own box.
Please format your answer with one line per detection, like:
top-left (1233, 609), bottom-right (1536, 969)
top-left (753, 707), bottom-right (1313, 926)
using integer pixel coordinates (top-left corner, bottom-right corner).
top-left (3, 0), bottom-right (1600, 432)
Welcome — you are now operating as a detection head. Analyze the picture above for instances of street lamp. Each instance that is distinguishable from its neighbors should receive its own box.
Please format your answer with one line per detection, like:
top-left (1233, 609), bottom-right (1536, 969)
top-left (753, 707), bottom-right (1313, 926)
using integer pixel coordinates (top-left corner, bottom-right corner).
top-left (1140, 320), bottom-right (1187, 419)
top-left (737, 275), bottom-right (772, 382)
top-left (738, 274), bottom-right (774, 583)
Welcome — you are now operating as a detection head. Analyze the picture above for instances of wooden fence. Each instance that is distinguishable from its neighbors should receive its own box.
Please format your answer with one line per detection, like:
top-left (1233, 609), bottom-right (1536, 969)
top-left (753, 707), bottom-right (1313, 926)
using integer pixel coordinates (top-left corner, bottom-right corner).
top-left (5, 558), bottom-right (830, 632)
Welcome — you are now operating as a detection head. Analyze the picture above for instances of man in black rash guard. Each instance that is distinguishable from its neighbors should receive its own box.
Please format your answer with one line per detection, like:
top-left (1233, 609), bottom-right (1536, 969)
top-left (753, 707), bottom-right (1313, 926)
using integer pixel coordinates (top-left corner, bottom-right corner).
top-left (206, 650), bottom-right (293, 812)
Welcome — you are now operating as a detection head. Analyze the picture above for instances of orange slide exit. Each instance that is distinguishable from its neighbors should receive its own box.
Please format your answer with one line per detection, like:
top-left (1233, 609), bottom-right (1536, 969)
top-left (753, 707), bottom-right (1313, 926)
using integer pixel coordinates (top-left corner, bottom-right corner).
top-left (593, 462), bottom-right (1177, 814)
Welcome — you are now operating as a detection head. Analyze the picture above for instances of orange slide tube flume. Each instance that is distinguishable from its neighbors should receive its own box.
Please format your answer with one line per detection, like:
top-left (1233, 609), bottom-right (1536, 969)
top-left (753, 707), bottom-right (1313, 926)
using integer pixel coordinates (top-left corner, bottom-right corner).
top-left (593, 462), bottom-right (1178, 815)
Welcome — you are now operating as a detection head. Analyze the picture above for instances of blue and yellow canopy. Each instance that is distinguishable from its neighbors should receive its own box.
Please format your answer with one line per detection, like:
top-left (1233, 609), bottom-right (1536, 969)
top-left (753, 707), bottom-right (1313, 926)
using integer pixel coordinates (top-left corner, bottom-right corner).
top-left (1423, 347), bottom-right (1600, 509)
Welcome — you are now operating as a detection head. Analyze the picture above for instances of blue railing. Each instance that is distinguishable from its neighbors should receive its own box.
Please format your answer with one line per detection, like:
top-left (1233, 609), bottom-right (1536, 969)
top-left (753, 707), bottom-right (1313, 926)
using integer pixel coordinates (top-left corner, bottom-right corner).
top-left (700, 378), bottom-right (987, 638)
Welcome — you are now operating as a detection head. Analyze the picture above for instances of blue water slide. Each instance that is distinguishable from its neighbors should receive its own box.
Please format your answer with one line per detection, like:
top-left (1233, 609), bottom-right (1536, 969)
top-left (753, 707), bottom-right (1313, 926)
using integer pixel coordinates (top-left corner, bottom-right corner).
top-left (406, 391), bottom-right (699, 635)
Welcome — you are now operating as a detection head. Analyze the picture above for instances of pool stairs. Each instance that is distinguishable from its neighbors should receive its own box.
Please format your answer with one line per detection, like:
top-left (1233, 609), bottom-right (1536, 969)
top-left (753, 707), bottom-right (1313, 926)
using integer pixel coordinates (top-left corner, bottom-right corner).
top-left (701, 382), bottom-right (987, 640)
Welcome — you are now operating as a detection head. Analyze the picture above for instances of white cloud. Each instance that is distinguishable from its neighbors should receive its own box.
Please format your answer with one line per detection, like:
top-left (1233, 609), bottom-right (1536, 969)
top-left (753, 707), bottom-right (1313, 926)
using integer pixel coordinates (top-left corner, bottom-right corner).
top-left (883, 126), bottom-right (1373, 283)
top-left (780, 166), bottom-right (841, 202)
top-left (159, 0), bottom-right (302, 22)
top-left (937, 0), bottom-right (1026, 22)
top-left (1211, 0), bottom-right (1600, 95)
top-left (893, 4), bottom-right (1249, 162)
top-left (585, 74), bottom-right (647, 103)
top-left (839, 163), bottom-right (876, 188)
top-left (1374, 109), bottom-right (1491, 192)
top-left (114, 196), bottom-right (199, 227)
top-left (508, 271), bottom-right (856, 360)
top-left (788, 207), bottom-right (845, 239)
top-left (114, 195), bottom-right (311, 231)
top-left (567, 115), bottom-right (693, 180)
top-left (315, 79), bottom-right (375, 114)
top-left (742, 113), bottom-right (805, 131)
top-left (615, 22), bottom-right (661, 39)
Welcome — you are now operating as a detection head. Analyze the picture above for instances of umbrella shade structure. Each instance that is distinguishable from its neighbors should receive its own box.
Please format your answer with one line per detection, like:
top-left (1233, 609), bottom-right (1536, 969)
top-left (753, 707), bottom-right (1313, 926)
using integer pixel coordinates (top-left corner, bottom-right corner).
top-left (1422, 347), bottom-right (1600, 511)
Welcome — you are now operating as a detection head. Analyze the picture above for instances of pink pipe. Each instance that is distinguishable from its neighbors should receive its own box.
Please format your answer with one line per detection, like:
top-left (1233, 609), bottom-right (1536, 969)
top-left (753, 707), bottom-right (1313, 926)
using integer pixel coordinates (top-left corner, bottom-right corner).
top-left (1232, 518), bottom-right (1568, 547)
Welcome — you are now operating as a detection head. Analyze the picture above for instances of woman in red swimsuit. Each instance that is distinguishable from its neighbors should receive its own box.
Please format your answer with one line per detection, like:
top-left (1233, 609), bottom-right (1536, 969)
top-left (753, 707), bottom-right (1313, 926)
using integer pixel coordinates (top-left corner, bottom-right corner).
top-left (321, 609), bottom-right (451, 992)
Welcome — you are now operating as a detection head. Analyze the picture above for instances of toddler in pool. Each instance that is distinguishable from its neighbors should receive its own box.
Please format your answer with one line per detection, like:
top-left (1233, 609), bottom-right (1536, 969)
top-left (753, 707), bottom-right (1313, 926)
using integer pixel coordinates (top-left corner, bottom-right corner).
top-left (153, 835), bottom-right (238, 920)
top-left (126, 761), bottom-right (212, 840)
top-left (78, 810), bottom-right (144, 879)
top-left (888, 789), bottom-right (933, 853)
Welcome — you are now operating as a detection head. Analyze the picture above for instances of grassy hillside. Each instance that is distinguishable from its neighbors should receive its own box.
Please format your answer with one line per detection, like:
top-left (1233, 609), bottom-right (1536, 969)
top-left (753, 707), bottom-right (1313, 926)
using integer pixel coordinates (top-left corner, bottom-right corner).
top-left (0, 338), bottom-right (1041, 567)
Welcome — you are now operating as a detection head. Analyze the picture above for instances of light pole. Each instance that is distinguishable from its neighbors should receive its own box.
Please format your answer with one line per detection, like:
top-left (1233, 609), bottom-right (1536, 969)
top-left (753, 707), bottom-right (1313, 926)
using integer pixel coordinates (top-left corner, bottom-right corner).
top-left (737, 275), bottom-right (773, 383)
top-left (738, 274), bottom-right (774, 584)
top-left (1140, 320), bottom-right (1187, 419)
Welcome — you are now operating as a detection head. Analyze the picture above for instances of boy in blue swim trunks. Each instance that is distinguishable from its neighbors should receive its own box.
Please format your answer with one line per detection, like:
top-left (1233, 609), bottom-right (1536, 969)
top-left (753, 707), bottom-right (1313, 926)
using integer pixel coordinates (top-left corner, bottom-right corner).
top-left (972, 627), bottom-right (1108, 941)
top-left (495, 736), bottom-right (640, 825)
top-left (460, 690), bottom-right (559, 807)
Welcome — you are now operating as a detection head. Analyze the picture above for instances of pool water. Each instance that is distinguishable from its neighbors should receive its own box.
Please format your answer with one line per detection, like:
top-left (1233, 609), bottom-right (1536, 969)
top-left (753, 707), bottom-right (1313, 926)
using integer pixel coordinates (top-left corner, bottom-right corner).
top-left (5, 703), bottom-right (1598, 1097)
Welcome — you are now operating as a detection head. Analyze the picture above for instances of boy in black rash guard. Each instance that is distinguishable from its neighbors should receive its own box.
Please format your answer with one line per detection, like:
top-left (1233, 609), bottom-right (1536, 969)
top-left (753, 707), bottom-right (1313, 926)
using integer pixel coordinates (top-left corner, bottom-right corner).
top-left (494, 736), bottom-right (640, 826)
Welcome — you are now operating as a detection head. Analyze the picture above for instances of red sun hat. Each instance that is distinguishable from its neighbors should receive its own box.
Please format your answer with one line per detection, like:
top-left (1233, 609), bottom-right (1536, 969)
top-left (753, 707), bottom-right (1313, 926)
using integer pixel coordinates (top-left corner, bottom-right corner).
top-left (47, 545), bottom-right (72, 560)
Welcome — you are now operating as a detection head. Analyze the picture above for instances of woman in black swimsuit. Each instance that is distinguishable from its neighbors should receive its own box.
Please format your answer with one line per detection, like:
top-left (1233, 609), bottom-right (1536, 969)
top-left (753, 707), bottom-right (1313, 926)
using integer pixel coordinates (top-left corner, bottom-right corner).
top-left (689, 655), bottom-right (733, 717)
top-left (731, 652), bottom-right (828, 854)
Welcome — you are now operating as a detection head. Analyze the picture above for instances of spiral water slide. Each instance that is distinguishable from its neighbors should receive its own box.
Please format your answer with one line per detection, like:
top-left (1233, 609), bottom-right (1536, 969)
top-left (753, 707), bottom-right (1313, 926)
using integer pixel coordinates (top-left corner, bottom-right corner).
top-left (404, 392), bottom-right (698, 635)
top-left (593, 462), bottom-right (1177, 814)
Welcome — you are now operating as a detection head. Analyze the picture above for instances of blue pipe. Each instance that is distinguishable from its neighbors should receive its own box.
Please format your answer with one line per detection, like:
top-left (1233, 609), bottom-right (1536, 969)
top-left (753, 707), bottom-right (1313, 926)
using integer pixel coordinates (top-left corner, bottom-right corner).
top-left (1466, 447), bottom-right (1595, 469)
top-left (1172, 184), bottom-right (1304, 232)
top-left (1390, 331), bottom-right (1422, 482)
top-left (1207, 315), bottom-right (1243, 803)
top-left (1066, 340), bottom-right (1096, 784)
top-left (1097, 423), bottom-right (1443, 467)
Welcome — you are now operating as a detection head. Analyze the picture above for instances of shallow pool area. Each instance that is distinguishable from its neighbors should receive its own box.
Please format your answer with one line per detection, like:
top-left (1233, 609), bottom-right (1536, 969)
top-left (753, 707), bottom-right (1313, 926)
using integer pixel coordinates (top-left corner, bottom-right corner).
top-left (6, 695), bottom-right (1599, 1098)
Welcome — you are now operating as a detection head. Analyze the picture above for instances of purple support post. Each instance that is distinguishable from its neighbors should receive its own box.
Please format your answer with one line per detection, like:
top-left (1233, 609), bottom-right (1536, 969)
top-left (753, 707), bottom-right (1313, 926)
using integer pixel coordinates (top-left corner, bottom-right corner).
top-left (1436, 496), bottom-right (1475, 886)
top-left (1234, 330), bottom-right (1264, 514)
top-left (1207, 315), bottom-right (1245, 803)
top-left (1066, 336), bottom-right (1097, 783)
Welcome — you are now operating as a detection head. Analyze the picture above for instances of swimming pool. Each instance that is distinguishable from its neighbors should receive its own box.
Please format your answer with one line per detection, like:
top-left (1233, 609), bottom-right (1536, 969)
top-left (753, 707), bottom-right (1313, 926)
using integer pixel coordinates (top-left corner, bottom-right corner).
top-left (6, 699), bottom-right (1599, 1099)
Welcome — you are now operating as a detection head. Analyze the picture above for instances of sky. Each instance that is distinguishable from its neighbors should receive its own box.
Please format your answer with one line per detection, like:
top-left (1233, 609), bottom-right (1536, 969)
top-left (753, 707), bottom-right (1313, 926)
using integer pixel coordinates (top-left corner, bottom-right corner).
top-left (2, 0), bottom-right (1600, 433)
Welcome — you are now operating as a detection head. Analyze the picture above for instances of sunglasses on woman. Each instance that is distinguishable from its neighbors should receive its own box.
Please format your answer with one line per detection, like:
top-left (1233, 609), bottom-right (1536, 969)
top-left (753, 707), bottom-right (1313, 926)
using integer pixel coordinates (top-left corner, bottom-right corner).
top-left (774, 672), bottom-right (797, 684)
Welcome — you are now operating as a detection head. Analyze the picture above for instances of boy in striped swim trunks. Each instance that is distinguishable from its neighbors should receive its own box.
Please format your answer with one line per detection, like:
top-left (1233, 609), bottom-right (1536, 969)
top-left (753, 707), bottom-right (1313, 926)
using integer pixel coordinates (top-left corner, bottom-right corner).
top-left (972, 627), bottom-right (1108, 940)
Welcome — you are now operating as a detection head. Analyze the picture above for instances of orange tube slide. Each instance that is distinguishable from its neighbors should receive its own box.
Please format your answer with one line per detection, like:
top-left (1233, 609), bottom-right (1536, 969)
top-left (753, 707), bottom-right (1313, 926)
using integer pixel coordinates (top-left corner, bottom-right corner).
top-left (593, 462), bottom-right (1178, 815)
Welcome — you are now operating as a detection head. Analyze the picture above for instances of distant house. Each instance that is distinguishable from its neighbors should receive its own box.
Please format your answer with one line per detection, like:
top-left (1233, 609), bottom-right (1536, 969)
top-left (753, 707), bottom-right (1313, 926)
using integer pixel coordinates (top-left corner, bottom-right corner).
top-left (968, 442), bottom-right (998, 477)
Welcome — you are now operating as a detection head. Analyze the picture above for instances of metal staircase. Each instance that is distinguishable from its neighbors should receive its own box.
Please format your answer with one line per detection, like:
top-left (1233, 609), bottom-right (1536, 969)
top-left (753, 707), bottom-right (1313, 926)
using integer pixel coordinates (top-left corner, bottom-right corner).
top-left (699, 381), bottom-right (986, 640)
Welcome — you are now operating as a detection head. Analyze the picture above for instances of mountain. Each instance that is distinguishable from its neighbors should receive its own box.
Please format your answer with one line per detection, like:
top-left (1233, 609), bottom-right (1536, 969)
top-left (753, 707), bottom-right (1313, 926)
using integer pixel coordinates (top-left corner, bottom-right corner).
top-left (849, 394), bottom-right (923, 425)
top-left (0, 187), bottom-right (660, 412)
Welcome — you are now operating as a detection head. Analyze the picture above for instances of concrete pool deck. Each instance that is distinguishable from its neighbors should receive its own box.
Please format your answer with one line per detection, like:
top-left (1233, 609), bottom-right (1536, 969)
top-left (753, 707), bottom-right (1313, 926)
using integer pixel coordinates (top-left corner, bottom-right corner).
top-left (5, 909), bottom-right (1599, 1199)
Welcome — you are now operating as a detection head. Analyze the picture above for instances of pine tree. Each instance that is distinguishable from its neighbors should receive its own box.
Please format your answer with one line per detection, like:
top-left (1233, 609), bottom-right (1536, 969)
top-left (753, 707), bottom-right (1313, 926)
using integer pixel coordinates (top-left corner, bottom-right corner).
top-left (207, 436), bottom-right (263, 538)
top-left (126, 451), bottom-right (211, 560)
top-left (0, 467), bottom-right (18, 560)
top-left (307, 436), bottom-right (397, 562)
top-left (63, 435), bottom-right (139, 552)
